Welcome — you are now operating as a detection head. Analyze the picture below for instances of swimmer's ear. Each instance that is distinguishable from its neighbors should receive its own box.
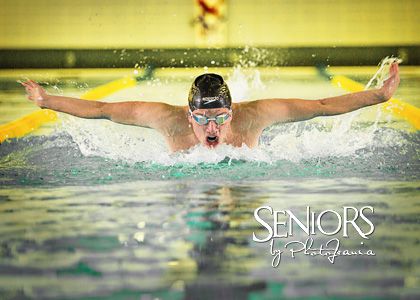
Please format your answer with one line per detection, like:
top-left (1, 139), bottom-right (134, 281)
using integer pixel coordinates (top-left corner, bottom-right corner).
top-left (227, 110), bottom-right (233, 122)
top-left (187, 114), bottom-right (193, 127)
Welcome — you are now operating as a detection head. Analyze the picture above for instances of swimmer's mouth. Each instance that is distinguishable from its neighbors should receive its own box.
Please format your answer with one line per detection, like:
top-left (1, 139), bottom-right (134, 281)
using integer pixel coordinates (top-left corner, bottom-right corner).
top-left (206, 135), bottom-right (219, 146)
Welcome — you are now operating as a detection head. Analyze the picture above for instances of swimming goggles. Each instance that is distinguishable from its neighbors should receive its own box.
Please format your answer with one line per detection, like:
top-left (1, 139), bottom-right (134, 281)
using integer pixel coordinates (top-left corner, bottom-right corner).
top-left (189, 109), bottom-right (232, 125)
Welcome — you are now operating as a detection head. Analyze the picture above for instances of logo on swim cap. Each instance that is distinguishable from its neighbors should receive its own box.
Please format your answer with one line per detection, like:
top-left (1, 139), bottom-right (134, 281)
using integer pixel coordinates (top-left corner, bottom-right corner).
top-left (202, 96), bottom-right (220, 103)
top-left (188, 73), bottom-right (232, 111)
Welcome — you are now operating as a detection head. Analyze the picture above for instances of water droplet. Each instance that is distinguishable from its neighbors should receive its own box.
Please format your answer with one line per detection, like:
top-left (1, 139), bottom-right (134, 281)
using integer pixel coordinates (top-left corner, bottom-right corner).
top-left (137, 221), bottom-right (146, 229)
top-left (134, 232), bottom-right (145, 242)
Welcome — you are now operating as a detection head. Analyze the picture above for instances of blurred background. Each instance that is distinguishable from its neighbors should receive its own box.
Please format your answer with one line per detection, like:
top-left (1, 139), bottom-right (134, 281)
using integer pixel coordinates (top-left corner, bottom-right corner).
top-left (1, 0), bottom-right (419, 68)
top-left (1, 2), bottom-right (420, 299)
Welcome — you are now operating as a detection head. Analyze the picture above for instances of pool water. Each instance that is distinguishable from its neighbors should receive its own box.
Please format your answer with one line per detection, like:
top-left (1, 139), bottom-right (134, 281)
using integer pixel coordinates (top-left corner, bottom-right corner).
top-left (0, 67), bottom-right (419, 299)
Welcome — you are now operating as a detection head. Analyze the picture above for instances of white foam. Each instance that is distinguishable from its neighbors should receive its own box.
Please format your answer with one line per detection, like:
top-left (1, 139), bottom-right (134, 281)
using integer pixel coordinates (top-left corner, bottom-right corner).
top-left (61, 61), bottom-right (403, 165)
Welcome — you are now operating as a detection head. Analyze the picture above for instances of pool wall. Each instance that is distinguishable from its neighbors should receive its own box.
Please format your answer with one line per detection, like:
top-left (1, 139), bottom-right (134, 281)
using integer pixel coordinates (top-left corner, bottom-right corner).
top-left (1, 0), bottom-right (420, 68)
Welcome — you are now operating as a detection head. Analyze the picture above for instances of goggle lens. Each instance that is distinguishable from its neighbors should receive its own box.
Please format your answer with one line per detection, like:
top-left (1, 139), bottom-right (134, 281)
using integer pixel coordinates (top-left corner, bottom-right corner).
top-left (193, 114), bottom-right (208, 125)
top-left (215, 114), bottom-right (229, 125)
top-left (191, 111), bottom-right (231, 125)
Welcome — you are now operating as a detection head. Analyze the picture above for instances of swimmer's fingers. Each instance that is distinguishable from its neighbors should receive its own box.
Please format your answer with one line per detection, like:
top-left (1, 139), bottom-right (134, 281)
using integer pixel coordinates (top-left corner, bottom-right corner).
top-left (18, 79), bottom-right (38, 90)
top-left (19, 79), bottom-right (38, 88)
top-left (390, 62), bottom-right (399, 76)
top-left (18, 80), bottom-right (31, 88)
top-left (19, 79), bottom-right (47, 102)
top-left (379, 63), bottom-right (400, 101)
top-left (24, 86), bottom-right (36, 101)
top-left (18, 79), bottom-right (37, 102)
top-left (27, 79), bottom-right (40, 88)
top-left (387, 63), bottom-right (400, 84)
top-left (21, 83), bottom-right (33, 95)
top-left (27, 80), bottom-right (46, 93)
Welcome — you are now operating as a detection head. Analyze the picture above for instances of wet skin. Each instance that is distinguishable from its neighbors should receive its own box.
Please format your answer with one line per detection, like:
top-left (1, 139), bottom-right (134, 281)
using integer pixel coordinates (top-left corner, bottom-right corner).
top-left (20, 63), bottom-right (400, 152)
top-left (159, 103), bottom-right (264, 152)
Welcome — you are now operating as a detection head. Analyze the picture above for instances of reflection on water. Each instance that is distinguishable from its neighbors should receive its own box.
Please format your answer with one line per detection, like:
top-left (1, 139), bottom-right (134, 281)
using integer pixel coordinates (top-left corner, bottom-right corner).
top-left (0, 68), bottom-right (419, 299)
top-left (0, 180), bottom-right (419, 299)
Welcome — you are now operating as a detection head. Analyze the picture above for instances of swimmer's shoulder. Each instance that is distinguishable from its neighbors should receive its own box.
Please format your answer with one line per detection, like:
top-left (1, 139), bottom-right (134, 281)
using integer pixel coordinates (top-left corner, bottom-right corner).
top-left (231, 101), bottom-right (262, 132)
top-left (157, 104), bottom-right (190, 136)
top-left (232, 101), bottom-right (260, 112)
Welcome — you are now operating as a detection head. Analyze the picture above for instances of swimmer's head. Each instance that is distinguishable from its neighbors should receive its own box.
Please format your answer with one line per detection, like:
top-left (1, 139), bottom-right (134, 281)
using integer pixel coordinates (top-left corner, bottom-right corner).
top-left (188, 74), bottom-right (233, 148)
top-left (188, 73), bottom-right (232, 111)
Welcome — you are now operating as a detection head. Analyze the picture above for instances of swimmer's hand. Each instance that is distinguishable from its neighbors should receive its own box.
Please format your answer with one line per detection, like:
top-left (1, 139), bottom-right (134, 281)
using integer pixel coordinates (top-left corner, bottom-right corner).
top-left (19, 80), bottom-right (49, 108)
top-left (377, 62), bottom-right (400, 102)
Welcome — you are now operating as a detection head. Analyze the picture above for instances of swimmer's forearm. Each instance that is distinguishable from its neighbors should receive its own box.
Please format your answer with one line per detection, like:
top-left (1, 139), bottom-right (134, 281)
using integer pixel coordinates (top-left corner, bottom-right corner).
top-left (317, 89), bottom-right (385, 116)
top-left (42, 95), bottom-right (107, 119)
top-left (318, 63), bottom-right (399, 116)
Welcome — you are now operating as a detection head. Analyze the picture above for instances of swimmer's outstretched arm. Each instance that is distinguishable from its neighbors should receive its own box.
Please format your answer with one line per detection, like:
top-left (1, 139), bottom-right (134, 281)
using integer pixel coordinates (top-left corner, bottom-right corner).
top-left (253, 62), bottom-right (400, 128)
top-left (20, 80), bottom-right (173, 129)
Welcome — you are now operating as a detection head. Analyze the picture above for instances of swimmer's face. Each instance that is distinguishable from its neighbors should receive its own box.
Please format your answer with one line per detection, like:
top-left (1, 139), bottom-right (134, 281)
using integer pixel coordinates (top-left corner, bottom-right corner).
top-left (188, 107), bottom-right (232, 148)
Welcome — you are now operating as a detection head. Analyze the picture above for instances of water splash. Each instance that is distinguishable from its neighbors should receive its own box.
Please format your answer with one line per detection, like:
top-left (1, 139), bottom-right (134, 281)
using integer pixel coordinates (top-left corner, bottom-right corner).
top-left (366, 56), bottom-right (402, 89)
top-left (226, 66), bottom-right (266, 101)
top-left (57, 61), bottom-right (408, 166)
top-left (62, 116), bottom-right (167, 163)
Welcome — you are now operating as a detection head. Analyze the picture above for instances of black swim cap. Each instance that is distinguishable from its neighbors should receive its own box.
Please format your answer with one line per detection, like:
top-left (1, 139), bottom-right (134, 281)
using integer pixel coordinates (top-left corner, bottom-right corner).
top-left (188, 73), bottom-right (232, 111)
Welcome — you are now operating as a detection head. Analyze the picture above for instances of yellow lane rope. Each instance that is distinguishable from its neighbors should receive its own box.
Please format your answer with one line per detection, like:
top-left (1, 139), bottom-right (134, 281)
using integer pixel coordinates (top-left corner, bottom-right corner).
top-left (0, 76), bottom-right (137, 143)
top-left (331, 74), bottom-right (420, 130)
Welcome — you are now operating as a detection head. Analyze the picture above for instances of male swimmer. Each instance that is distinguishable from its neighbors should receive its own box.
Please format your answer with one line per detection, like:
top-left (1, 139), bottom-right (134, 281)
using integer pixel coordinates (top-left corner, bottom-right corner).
top-left (21, 63), bottom-right (400, 152)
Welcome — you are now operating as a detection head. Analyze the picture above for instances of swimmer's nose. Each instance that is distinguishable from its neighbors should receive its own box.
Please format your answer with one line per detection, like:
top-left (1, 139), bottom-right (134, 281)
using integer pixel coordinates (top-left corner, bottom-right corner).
top-left (206, 120), bottom-right (218, 132)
